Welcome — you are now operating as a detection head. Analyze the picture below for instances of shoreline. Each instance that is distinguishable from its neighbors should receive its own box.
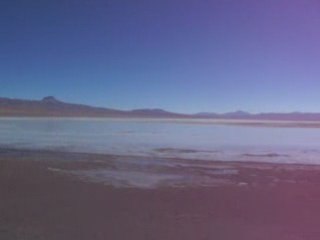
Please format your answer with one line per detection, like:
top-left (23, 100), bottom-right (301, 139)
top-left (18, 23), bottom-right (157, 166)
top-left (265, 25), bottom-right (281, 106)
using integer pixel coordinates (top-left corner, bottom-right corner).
top-left (2, 148), bottom-right (320, 239)
top-left (2, 146), bottom-right (320, 167)
top-left (2, 116), bottom-right (320, 128)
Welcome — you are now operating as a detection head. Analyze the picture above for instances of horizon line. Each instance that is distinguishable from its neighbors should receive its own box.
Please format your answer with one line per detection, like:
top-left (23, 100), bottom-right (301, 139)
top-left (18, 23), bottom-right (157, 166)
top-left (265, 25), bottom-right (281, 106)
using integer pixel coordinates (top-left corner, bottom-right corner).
top-left (2, 95), bottom-right (320, 115)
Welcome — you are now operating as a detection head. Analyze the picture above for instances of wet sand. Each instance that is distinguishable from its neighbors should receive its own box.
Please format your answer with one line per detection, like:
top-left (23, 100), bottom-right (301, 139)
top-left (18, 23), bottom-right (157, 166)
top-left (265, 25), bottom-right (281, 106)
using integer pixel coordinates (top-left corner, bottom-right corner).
top-left (2, 149), bottom-right (320, 239)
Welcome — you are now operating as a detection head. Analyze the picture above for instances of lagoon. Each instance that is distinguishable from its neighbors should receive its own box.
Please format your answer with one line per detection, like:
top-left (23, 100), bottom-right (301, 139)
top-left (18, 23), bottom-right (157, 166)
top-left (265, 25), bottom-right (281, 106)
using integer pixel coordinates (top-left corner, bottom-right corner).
top-left (2, 117), bottom-right (320, 164)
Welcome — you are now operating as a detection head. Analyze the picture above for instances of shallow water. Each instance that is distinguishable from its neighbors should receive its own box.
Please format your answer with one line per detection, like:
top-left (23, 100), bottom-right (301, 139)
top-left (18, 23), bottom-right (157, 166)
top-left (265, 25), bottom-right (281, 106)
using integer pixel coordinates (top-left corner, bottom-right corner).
top-left (2, 117), bottom-right (320, 164)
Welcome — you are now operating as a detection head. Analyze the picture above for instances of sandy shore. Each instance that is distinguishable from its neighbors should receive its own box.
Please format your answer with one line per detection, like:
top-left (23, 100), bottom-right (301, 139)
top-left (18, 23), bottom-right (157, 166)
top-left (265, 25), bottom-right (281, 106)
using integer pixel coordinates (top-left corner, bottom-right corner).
top-left (2, 149), bottom-right (320, 239)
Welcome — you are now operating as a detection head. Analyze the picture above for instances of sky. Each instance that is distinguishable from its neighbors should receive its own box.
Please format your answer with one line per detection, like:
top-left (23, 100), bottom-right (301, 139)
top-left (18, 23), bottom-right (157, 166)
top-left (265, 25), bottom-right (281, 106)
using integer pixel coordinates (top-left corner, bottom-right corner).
top-left (1, 0), bottom-right (320, 113)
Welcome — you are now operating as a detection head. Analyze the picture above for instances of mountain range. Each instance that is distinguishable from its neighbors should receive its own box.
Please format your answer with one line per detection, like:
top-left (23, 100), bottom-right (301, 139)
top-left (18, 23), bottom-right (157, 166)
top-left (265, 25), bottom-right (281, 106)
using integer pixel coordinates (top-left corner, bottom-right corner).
top-left (1, 96), bottom-right (320, 121)
top-left (0, 96), bottom-right (188, 118)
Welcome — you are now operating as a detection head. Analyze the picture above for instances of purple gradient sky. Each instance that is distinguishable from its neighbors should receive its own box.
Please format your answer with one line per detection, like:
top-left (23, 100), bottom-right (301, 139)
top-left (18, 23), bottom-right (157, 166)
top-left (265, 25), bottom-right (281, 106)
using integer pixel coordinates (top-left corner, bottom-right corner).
top-left (1, 0), bottom-right (320, 113)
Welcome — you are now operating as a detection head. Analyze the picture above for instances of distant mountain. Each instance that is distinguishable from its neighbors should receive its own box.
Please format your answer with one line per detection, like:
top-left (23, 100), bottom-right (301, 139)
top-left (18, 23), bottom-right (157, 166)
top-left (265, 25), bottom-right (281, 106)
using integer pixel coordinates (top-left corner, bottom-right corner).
top-left (194, 112), bottom-right (220, 118)
top-left (194, 111), bottom-right (320, 121)
top-left (194, 111), bottom-right (250, 118)
top-left (0, 96), bottom-right (189, 118)
top-left (130, 108), bottom-right (186, 118)
top-left (250, 112), bottom-right (320, 121)
top-left (41, 96), bottom-right (61, 103)
top-left (1, 96), bottom-right (320, 121)
top-left (223, 110), bottom-right (251, 118)
top-left (0, 96), bottom-right (127, 117)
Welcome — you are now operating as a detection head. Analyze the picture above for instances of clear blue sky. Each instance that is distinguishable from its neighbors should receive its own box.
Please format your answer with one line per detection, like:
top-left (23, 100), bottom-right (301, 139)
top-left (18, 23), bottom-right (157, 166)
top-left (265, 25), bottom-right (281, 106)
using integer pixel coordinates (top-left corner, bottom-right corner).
top-left (1, 0), bottom-right (320, 113)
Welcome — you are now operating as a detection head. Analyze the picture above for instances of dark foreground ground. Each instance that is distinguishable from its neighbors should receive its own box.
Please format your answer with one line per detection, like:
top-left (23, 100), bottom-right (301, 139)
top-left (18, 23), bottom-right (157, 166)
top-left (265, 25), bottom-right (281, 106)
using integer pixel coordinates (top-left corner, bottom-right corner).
top-left (1, 149), bottom-right (320, 240)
